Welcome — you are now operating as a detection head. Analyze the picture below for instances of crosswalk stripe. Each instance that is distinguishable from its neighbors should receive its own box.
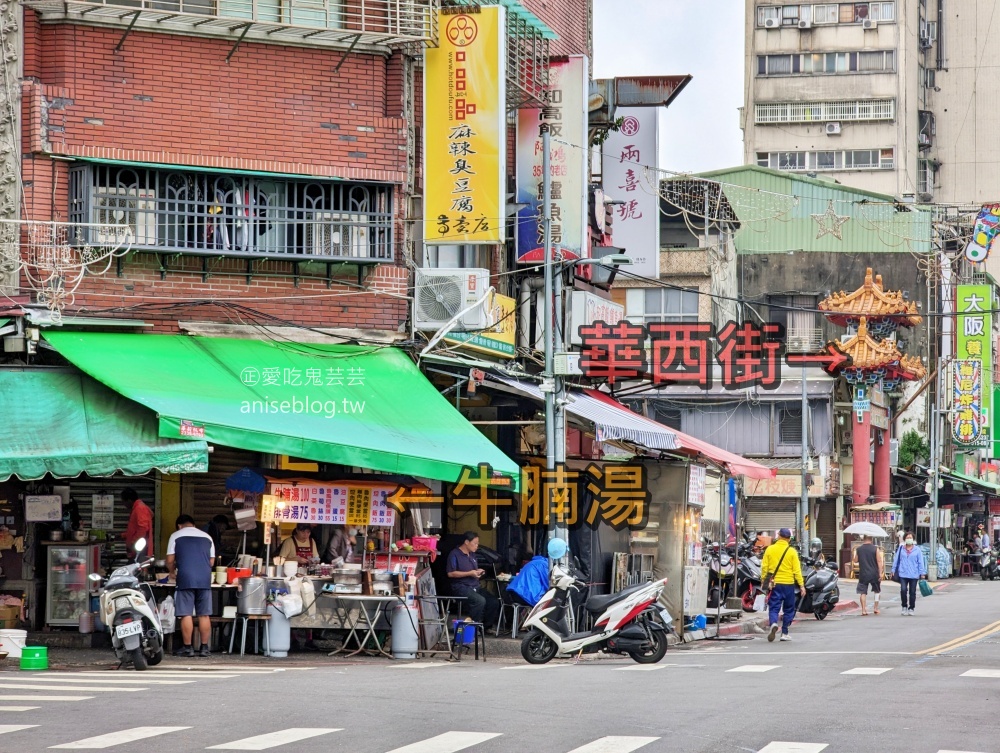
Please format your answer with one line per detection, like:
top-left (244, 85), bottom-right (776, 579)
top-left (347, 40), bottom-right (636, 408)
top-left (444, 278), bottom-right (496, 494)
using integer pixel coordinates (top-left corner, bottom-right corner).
top-left (392, 662), bottom-right (454, 669)
top-left (961, 669), bottom-right (1000, 678)
top-left (13, 677), bottom-right (194, 685)
top-left (385, 731), bottom-right (502, 753)
top-left (614, 665), bottom-right (666, 672)
top-left (65, 672), bottom-right (238, 679)
top-left (564, 735), bottom-right (660, 752)
top-left (50, 726), bottom-right (190, 749)
top-left (727, 665), bottom-right (780, 673)
top-left (206, 727), bottom-right (342, 750)
top-left (757, 744), bottom-right (828, 753)
top-left (0, 707), bottom-right (40, 712)
top-left (0, 696), bottom-right (93, 702)
top-left (502, 665), bottom-right (557, 670)
top-left (0, 684), bottom-right (145, 693)
top-left (938, 750), bottom-right (988, 752)
top-left (0, 725), bottom-right (37, 734)
top-left (841, 667), bottom-right (891, 675)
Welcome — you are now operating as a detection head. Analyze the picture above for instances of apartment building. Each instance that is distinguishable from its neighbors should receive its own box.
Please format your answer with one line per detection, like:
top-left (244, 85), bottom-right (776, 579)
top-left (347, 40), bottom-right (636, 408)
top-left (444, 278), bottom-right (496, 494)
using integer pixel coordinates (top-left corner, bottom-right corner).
top-left (742, 1), bottom-right (964, 202)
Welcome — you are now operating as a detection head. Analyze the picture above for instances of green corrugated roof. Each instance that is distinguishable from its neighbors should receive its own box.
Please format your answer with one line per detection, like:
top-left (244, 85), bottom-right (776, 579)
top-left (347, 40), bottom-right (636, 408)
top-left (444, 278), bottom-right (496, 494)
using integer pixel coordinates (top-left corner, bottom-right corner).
top-left (946, 469), bottom-right (1000, 494)
top-left (686, 165), bottom-right (933, 256)
top-left (496, 0), bottom-right (558, 39)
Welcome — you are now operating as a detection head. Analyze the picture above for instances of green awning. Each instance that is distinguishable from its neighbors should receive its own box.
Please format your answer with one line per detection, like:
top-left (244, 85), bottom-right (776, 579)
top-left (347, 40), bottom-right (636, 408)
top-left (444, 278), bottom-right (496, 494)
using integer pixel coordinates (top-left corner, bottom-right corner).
top-left (0, 370), bottom-right (209, 481)
top-left (44, 333), bottom-right (520, 489)
top-left (945, 469), bottom-right (1000, 494)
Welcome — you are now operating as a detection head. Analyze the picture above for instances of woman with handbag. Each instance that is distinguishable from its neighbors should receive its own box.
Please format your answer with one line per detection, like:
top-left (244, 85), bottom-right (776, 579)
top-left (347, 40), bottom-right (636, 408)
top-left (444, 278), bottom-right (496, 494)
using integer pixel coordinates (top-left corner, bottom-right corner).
top-left (893, 532), bottom-right (926, 616)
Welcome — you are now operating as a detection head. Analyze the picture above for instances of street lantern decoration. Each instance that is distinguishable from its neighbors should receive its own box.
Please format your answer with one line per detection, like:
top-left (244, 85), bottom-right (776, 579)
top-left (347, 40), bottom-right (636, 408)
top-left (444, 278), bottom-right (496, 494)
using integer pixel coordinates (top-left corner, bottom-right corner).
top-left (817, 268), bottom-right (924, 507)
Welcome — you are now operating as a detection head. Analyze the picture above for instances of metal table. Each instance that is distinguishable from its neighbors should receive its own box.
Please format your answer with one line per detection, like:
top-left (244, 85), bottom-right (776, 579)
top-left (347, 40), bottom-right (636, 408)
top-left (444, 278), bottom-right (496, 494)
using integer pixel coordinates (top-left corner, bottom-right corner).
top-left (322, 594), bottom-right (400, 659)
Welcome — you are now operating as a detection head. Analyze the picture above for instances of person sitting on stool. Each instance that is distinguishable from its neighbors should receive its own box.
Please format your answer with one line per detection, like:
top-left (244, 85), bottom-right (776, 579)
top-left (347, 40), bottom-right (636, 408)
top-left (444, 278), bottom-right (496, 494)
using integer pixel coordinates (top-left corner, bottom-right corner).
top-left (447, 532), bottom-right (499, 632)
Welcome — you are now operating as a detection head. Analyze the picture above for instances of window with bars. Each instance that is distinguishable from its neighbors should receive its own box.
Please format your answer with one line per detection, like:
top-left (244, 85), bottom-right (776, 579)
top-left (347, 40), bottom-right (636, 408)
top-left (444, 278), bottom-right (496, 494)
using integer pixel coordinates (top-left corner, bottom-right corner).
top-left (625, 288), bottom-right (700, 325)
top-left (757, 50), bottom-right (894, 75)
top-left (756, 2), bottom-right (894, 26)
top-left (918, 159), bottom-right (937, 195)
top-left (68, 163), bottom-right (394, 262)
top-left (756, 148), bottom-right (894, 171)
top-left (778, 406), bottom-right (805, 446)
top-left (754, 99), bottom-right (895, 123)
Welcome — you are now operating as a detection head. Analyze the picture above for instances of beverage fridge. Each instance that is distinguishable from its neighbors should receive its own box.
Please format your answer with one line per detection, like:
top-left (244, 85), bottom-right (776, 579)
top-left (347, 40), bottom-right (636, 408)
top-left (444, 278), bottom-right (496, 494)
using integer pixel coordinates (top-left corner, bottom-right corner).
top-left (45, 543), bottom-right (100, 627)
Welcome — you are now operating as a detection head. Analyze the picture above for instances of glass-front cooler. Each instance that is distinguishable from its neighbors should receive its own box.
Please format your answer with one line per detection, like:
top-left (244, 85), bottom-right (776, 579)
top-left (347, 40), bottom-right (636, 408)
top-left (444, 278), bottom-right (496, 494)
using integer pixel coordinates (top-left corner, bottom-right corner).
top-left (45, 544), bottom-right (99, 626)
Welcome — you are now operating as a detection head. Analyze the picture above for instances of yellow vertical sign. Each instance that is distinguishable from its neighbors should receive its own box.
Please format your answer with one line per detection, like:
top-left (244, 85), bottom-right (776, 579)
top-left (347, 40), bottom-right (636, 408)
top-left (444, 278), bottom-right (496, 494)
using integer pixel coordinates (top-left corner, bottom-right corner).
top-left (346, 487), bottom-right (372, 527)
top-left (423, 6), bottom-right (506, 244)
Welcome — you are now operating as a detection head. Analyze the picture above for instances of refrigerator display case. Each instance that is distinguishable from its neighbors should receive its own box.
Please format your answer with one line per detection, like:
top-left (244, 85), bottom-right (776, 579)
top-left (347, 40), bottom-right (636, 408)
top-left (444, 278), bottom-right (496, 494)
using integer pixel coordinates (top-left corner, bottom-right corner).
top-left (45, 543), bottom-right (100, 626)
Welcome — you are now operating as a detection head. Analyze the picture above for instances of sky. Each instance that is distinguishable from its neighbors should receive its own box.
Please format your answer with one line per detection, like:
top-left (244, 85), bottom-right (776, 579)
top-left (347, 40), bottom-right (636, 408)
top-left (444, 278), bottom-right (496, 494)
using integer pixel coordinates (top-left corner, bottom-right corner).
top-left (593, 0), bottom-right (745, 175)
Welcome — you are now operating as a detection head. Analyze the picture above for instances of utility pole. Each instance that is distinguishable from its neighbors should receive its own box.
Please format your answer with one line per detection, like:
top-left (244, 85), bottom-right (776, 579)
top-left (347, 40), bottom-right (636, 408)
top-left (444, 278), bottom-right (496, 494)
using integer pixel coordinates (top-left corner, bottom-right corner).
top-left (799, 366), bottom-right (808, 552)
top-left (541, 125), bottom-right (569, 558)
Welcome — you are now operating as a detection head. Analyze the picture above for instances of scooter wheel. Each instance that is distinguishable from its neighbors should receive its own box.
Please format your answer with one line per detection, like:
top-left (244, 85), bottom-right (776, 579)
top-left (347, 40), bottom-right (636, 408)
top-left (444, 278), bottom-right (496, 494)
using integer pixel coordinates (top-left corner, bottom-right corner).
top-left (741, 586), bottom-right (758, 613)
top-left (982, 569), bottom-right (990, 581)
top-left (814, 606), bottom-right (830, 620)
top-left (147, 649), bottom-right (164, 667)
top-left (131, 647), bottom-right (148, 671)
top-left (628, 629), bottom-right (668, 664)
top-left (520, 629), bottom-right (558, 664)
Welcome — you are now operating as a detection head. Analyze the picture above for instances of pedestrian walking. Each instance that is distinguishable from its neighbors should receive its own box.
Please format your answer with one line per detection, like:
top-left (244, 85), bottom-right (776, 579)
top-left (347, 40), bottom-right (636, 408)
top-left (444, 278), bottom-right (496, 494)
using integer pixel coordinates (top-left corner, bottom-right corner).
top-left (166, 514), bottom-right (215, 657)
top-left (893, 531), bottom-right (926, 616)
top-left (853, 535), bottom-right (884, 615)
top-left (760, 528), bottom-right (805, 643)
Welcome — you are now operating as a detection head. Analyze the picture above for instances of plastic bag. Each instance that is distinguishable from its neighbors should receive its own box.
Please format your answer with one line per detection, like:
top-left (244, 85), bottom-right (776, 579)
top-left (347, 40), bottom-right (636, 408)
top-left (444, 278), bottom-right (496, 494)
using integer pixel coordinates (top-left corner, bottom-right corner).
top-left (752, 593), bottom-right (767, 612)
top-left (299, 578), bottom-right (317, 618)
top-left (157, 595), bottom-right (176, 634)
top-left (277, 594), bottom-right (303, 618)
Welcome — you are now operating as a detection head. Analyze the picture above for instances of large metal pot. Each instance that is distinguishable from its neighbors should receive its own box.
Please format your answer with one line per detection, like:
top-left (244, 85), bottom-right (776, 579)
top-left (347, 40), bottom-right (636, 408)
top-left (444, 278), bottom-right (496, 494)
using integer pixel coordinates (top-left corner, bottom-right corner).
top-left (332, 568), bottom-right (363, 587)
top-left (236, 576), bottom-right (268, 615)
top-left (372, 572), bottom-right (392, 584)
top-left (48, 530), bottom-right (63, 542)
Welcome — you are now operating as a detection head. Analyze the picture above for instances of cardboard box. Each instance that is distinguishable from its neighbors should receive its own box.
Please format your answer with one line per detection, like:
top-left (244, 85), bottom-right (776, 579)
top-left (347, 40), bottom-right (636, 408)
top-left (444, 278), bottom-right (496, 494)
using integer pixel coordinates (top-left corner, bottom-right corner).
top-left (0, 605), bottom-right (18, 621)
top-left (0, 618), bottom-right (17, 629)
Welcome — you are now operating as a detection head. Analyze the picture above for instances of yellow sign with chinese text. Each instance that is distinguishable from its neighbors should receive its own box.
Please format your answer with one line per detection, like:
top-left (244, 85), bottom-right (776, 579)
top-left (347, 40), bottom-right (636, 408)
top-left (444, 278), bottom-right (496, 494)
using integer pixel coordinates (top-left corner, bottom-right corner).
top-left (444, 291), bottom-right (517, 358)
top-left (423, 6), bottom-right (506, 244)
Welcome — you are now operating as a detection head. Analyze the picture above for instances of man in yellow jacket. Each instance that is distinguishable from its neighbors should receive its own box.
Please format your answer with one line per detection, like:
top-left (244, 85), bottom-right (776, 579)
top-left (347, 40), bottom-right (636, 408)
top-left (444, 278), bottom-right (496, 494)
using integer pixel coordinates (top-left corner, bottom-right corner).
top-left (760, 528), bottom-right (806, 642)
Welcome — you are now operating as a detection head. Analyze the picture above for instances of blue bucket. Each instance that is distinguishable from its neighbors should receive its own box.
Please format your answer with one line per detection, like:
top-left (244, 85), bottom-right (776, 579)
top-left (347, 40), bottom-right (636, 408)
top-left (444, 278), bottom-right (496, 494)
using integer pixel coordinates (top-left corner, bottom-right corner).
top-left (452, 620), bottom-right (477, 645)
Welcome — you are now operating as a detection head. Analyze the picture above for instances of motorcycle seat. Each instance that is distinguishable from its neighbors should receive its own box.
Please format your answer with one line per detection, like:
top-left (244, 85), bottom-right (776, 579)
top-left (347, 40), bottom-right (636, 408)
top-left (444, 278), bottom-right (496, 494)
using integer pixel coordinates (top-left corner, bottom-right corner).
top-left (585, 583), bottom-right (647, 613)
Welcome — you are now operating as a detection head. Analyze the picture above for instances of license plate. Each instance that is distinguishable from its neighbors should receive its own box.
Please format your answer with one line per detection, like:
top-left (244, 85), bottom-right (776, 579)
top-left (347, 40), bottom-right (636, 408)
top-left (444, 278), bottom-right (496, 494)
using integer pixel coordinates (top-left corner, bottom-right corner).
top-left (658, 607), bottom-right (672, 625)
top-left (115, 622), bottom-right (143, 639)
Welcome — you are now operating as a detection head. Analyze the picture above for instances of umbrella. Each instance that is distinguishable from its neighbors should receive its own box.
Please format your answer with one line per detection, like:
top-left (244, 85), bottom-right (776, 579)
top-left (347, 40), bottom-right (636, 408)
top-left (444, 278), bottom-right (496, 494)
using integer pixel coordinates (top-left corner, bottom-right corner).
top-left (843, 521), bottom-right (889, 538)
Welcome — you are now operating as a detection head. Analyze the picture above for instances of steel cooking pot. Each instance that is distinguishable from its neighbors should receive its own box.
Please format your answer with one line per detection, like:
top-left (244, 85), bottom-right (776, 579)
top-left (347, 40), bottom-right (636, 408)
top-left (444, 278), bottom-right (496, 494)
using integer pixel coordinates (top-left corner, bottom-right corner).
top-left (48, 530), bottom-right (64, 542)
top-left (332, 568), bottom-right (363, 586)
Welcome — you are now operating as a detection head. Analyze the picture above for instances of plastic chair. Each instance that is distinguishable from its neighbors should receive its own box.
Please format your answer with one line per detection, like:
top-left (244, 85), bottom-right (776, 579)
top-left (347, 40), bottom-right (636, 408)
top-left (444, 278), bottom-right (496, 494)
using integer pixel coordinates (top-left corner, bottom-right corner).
top-left (960, 560), bottom-right (973, 576)
top-left (496, 582), bottom-right (528, 639)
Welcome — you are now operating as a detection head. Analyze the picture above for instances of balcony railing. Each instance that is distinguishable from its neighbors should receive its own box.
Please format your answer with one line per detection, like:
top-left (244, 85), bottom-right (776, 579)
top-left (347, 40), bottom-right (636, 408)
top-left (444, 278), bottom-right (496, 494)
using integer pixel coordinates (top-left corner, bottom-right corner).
top-left (24, 0), bottom-right (440, 49)
top-left (68, 163), bottom-right (394, 263)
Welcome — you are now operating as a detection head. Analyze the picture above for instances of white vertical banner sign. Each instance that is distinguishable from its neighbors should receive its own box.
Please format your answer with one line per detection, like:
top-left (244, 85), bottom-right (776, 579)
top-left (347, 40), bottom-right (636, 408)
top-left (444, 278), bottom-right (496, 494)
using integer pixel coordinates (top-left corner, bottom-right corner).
top-left (602, 107), bottom-right (661, 279)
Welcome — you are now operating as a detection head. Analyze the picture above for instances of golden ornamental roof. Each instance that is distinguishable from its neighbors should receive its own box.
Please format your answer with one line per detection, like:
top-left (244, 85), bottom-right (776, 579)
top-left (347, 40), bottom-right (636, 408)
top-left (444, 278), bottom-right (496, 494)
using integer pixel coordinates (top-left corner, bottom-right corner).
top-left (834, 318), bottom-right (926, 380)
top-left (819, 267), bottom-right (922, 327)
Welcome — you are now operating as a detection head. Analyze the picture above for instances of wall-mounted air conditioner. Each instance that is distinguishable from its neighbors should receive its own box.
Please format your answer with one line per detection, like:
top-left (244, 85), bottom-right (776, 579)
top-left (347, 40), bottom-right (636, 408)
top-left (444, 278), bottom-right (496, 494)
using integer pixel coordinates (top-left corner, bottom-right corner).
top-left (305, 212), bottom-right (369, 257)
top-left (414, 267), bottom-right (491, 331)
top-left (92, 188), bottom-right (156, 246)
top-left (861, 19), bottom-right (877, 29)
top-left (798, 20), bottom-right (812, 29)
top-left (826, 122), bottom-right (842, 135)
top-left (763, 18), bottom-right (779, 28)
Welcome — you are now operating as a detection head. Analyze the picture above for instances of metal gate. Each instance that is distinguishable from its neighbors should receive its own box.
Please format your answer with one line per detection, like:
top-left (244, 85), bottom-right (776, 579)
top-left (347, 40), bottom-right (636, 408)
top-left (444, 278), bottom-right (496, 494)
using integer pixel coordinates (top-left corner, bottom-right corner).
top-left (744, 498), bottom-right (797, 537)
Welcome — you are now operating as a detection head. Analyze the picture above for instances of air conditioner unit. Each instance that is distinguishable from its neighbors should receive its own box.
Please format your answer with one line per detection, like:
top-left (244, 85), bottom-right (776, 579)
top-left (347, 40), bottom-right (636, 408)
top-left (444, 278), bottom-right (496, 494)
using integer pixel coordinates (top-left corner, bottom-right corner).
top-left (763, 18), bottom-right (779, 28)
top-left (825, 122), bottom-right (842, 135)
top-left (918, 133), bottom-right (931, 146)
top-left (861, 18), bottom-right (877, 29)
top-left (798, 20), bottom-right (812, 29)
top-left (91, 187), bottom-right (156, 246)
top-left (414, 267), bottom-right (491, 331)
top-left (305, 212), bottom-right (369, 258)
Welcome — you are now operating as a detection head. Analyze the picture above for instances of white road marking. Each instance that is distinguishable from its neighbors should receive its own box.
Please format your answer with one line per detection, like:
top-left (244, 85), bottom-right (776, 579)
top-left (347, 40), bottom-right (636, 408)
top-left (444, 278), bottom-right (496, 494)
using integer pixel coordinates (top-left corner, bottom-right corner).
top-left (384, 731), bottom-right (502, 753)
top-left (391, 662), bottom-right (454, 669)
top-left (0, 695), bottom-right (93, 702)
top-left (0, 684), bottom-right (144, 693)
top-left (502, 665), bottom-right (558, 670)
top-left (841, 667), bottom-right (892, 675)
top-left (614, 665), bottom-right (666, 672)
top-left (14, 676), bottom-right (194, 685)
top-left (758, 744), bottom-right (828, 753)
top-left (0, 725), bottom-right (37, 734)
top-left (564, 736), bottom-right (660, 752)
top-left (727, 665), bottom-right (780, 673)
top-left (0, 707), bottom-right (39, 712)
top-left (961, 669), bottom-right (1000, 678)
top-left (938, 750), bottom-right (989, 752)
top-left (206, 728), bottom-right (342, 750)
top-left (51, 727), bottom-right (190, 749)
top-left (685, 651), bottom-right (912, 656)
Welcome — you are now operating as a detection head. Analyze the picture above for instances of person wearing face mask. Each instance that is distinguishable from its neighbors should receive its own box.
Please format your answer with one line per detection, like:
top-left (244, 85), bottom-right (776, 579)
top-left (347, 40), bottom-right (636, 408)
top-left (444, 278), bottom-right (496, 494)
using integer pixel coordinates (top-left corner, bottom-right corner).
top-left (892, 531), bottom-right (926, 616)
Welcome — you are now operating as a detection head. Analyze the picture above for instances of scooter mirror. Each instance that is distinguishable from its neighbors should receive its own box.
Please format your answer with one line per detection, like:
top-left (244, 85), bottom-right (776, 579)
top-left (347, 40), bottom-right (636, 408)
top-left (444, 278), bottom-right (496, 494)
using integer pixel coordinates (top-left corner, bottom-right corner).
top-left (88, 573), bottom-right (102, 583)
top-left (134, 537), bottom-right (147, 554)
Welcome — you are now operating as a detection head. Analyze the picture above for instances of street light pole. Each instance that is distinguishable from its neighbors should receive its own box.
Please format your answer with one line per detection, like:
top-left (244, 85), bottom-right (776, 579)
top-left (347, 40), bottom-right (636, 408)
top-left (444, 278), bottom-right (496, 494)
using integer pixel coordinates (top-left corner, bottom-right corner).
top-left (799, 366), bottom-right (808, 553)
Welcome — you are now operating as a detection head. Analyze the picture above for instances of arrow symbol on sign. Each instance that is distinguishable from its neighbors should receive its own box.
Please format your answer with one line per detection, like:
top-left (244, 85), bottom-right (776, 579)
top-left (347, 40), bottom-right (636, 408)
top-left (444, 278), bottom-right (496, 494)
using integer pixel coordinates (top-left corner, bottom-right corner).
top-left (785, 344), bottom-right (852, 375)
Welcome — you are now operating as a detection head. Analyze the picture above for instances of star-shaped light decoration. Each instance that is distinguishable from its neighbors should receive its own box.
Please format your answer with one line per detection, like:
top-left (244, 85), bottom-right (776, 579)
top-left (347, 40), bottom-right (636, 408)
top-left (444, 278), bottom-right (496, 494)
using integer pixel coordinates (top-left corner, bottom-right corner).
top-left (811, 200), bottom-right (849, 240)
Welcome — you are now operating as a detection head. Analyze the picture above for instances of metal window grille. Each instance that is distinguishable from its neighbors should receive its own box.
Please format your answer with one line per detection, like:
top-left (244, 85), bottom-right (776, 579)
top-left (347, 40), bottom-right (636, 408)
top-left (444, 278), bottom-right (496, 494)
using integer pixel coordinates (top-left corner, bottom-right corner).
top-left (68, 164), bottom-right (394, 262)
top-left (760, 149), bottom-right (893, 171)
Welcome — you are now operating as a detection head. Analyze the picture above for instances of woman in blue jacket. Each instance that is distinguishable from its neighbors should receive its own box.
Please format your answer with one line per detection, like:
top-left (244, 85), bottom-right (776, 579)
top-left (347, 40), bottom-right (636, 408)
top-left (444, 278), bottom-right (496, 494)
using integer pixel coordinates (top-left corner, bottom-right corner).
top-left (894, 531), bottom-right (927, 616)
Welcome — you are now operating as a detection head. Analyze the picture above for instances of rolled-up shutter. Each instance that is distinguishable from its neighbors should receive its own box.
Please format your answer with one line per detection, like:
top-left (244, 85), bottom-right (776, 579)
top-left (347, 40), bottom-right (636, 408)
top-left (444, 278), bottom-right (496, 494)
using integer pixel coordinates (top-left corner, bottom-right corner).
top-left (744, 498), bottom-right (797, 537)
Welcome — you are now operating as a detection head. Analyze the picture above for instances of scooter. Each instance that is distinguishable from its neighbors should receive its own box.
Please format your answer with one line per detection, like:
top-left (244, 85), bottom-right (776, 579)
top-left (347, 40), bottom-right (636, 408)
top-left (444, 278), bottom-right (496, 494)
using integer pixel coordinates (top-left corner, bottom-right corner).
top-left (981, 547), bottom-right (999, 580)
top-left (520, 567), bottom-right (672, 665)
top-left (798, 556), bottom-right (840, 620)
top-left (736, 539), bottom-right (764, 612)
top-left (89, 538), bottom-right (164, 670)
top-left (704, 540), bottom-right (736, 608)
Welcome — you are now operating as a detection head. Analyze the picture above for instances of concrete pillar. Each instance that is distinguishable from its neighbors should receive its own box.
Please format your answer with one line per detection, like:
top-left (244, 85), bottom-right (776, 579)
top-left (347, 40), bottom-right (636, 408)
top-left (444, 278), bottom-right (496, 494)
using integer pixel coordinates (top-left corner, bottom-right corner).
top-left (874, 425), bottom-right (891, 504)
top-left (852, 405), bottom-right (872, 507)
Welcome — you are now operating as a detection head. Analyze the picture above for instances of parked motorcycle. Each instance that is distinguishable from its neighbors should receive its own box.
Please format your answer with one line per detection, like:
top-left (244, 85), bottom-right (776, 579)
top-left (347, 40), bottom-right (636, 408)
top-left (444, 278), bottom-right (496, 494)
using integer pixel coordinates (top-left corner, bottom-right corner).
top-left (798, 554), bottom-right (840, 620)
top-left (981, 547), bottom-right (999, 580)
top-left (89, 538), bottom-right (164, 670)
top-left (735, 536), bottom-right (764, 612)
top-left (520, 567), bottom-right (672, 664)
top-left (704, 540), bottom-right (736, 608)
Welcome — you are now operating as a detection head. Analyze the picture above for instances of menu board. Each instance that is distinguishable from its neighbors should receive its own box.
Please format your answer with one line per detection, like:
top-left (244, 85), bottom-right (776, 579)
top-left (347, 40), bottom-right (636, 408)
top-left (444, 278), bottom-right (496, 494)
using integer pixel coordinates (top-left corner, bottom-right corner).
top-left (26, 495), bottom-right (63, 522)
top-left (267, 483), bottom-right (396, 527)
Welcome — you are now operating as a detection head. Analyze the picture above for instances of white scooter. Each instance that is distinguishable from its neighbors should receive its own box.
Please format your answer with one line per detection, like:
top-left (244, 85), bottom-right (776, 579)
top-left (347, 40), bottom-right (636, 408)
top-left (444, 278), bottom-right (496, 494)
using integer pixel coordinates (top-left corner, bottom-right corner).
top-left (89, 538), bottom-right (164, 670)
top-left (519, 566), bottom-right (672, 664)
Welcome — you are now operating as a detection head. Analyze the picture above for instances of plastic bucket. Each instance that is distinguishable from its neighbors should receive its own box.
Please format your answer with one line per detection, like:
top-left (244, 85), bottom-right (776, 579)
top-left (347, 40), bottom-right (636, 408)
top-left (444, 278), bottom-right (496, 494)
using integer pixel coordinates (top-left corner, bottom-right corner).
top-left (452, 620), bottom-right (476, 645)
top-left (19, 646), bottom-right (47, 671)
top-left (0, 629), bottom-right (27, 659)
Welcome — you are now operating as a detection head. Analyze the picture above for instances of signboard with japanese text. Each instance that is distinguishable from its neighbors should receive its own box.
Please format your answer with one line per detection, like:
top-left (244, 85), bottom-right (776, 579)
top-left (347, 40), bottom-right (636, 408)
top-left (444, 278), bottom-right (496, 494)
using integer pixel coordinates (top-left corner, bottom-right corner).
top-left (516, 55), bottom-right (589, 263)
top-left (955, 284), bottom-right (993, 446)
top-left (444, 291), bottom-right (516, 358)
top-left (265, 482), bottom-right (396, 527)
top-left (423, 6), bottom-right (506, 244)
top-left (602, 107), bottom-right (660, 279)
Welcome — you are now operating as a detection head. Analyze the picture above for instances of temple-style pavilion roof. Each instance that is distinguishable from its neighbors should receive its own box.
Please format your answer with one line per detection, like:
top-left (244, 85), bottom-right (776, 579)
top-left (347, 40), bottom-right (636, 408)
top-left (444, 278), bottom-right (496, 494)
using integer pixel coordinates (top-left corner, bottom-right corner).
top-left (834, 317), bottom-right (927, 381)
top-left (819, 267), bottom-right (922, 328)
